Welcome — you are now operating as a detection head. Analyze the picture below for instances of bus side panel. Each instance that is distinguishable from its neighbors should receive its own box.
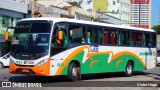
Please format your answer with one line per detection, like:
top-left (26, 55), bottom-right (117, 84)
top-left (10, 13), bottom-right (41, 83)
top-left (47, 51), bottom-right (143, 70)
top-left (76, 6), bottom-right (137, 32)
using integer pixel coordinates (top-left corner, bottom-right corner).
top-left (49, 45), bottom-right (155, 76)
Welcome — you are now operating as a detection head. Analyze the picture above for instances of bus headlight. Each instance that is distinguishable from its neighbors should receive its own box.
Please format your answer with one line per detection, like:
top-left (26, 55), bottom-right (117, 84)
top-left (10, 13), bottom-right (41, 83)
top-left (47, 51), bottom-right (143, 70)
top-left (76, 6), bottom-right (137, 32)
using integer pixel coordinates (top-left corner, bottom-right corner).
top-left (10, 59), bottom-right (15, 64)
top-left (36, 59), bottom-right (48, 66)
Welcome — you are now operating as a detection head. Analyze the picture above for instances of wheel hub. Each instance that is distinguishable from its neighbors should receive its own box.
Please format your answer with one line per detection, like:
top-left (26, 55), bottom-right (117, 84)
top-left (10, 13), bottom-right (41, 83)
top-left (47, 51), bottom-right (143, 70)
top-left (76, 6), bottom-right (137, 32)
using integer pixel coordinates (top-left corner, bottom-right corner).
top-left (72, 67), bottom-right (77, 77)
top-left (0, 63), bottom-right (2, 68)
top-left (127, 65), bottom-right (132, 74)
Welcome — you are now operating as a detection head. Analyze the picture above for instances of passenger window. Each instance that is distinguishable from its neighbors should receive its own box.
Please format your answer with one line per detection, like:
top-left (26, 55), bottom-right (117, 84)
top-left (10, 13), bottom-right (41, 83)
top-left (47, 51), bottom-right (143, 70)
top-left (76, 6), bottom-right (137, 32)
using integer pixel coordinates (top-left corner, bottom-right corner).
top-left (69, 24), bottom-right (86, 44)
top-left (142, 33), bottom-right (150, 47)
top-left (145, 33), bottom-right (150, 47)
top-left (111, 30), bottom-right (118, 45)
top-left (87, 27), bottom-right (102, 44)
top-left (103, 30), bottom-right (111, 44)
top-left (118, 31), bottom-right (129, 46)
top-left (130, 32), bottom-right (137, 46)
top-left (136, 33), bottom-right (142, 46)
top-left (150, 33), bottom-right (156, 47)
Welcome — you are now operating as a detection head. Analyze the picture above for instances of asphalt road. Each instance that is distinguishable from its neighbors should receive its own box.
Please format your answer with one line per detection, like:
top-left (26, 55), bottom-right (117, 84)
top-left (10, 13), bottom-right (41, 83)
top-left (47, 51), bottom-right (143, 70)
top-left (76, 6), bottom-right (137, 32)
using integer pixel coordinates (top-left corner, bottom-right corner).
top-left (0, 67), bottom-right (160, 90)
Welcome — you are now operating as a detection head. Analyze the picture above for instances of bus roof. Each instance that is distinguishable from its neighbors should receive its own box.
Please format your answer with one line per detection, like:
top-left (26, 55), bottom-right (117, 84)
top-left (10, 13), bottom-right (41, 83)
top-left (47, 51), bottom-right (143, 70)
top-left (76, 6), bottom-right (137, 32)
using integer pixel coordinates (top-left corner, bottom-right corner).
top-left (20, 17), bottom-right (155, 32)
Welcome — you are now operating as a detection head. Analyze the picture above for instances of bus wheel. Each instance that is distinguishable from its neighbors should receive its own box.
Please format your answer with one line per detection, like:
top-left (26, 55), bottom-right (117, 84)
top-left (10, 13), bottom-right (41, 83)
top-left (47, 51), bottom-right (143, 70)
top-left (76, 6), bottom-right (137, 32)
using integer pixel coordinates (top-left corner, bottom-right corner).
top-left (67, 62), bottom-right (81, 81)
top-left (125, 61), bottom-right (133, 77)
top-left (0, 62), bottom-right (3, 69)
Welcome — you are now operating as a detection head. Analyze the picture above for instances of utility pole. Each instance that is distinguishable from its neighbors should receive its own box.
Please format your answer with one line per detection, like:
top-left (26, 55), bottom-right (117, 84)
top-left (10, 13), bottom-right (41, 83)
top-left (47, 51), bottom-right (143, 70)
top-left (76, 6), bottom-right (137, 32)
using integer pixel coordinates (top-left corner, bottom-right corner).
top-left (31, 0), bottom-right (35, 18)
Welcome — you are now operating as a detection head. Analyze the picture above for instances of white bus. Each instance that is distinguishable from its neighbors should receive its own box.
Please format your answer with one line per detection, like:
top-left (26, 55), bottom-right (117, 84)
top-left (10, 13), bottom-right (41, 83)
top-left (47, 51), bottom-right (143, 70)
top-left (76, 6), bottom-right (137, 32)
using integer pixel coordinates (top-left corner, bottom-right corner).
top-left (7, 18), bottom-right (157, 81)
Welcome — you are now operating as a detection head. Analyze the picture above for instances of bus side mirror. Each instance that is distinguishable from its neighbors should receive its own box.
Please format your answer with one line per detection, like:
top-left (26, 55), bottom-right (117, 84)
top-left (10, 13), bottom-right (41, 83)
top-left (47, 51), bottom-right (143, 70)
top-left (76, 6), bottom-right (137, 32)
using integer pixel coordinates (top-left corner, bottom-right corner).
top-left (4, 32), bottom-right (9, 40)
top-left (58, 30), bottom-right (63, 40)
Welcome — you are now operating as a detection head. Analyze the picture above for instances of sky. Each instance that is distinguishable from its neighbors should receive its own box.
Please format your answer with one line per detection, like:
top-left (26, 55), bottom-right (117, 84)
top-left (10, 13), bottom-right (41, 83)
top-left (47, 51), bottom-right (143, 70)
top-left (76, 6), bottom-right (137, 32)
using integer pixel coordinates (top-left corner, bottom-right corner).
top-left (151, 0), bottom-right (160, 26)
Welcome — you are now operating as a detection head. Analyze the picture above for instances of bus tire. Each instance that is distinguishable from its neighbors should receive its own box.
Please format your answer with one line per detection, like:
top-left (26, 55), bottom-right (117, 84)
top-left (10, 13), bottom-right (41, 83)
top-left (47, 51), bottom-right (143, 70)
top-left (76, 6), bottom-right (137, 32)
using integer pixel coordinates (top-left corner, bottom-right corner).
top-left (67, 62), bottom-right (80, 81)
top-left (0, 62), bottom-right (3, 69)
top-left (125, 61), bottom-right (133, 77)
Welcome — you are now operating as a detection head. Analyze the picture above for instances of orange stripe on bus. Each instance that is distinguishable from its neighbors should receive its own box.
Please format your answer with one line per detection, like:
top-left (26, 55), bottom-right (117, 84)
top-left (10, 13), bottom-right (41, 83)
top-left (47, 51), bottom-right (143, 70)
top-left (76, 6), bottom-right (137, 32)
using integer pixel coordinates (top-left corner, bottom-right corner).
top-left (110, 51), bottom-right (145, 68)
top-left (55, 46), bottom-right (89, 75)
top-left (90, 60), bottom-right (98, 68)
top-left (116, 60), bottom-right (123, 67)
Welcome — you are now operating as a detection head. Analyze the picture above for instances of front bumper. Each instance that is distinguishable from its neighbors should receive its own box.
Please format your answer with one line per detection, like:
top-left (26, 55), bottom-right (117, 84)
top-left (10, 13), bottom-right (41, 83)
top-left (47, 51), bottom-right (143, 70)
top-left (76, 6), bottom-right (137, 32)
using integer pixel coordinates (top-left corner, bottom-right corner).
top-left (9, 59), bottom-right (50, 76)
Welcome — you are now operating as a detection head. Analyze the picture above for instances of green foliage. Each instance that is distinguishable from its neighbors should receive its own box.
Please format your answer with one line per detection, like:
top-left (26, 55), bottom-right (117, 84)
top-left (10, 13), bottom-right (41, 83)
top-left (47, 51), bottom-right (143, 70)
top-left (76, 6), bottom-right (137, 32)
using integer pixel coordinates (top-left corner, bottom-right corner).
top-left (152, 25), bottom-right (160, 34)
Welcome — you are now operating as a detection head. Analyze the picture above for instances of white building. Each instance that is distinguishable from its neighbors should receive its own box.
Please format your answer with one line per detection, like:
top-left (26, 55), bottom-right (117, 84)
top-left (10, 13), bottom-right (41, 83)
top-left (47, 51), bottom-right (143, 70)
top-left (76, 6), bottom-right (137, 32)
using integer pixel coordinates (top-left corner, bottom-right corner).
top-left (67, 0), bottom-right (93, 12)
top-left (107, 0), bottom-right (130, 26)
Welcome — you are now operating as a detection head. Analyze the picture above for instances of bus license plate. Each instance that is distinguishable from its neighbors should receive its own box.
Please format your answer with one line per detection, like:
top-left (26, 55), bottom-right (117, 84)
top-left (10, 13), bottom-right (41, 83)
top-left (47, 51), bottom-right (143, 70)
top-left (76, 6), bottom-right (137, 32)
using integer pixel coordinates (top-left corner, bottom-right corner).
top-left (22, 69), bottom-right (29, 73)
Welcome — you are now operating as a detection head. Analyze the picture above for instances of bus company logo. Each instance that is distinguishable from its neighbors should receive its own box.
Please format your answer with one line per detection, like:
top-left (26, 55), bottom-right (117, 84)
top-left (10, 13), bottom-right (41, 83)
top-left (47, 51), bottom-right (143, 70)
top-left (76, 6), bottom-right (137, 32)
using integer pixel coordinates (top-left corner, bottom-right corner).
top-left (139, 52), bottom-right (152, 56)
top-left (2, 82), bottom-right (11, 87)
top-left (90, 45), bottom-right (99, 52)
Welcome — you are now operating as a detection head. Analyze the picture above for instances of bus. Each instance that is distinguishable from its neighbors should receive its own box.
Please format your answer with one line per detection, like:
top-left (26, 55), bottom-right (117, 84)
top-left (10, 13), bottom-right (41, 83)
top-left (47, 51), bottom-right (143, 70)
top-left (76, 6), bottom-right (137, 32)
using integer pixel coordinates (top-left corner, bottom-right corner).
top-left (7, 17), bottom-right (157, 81)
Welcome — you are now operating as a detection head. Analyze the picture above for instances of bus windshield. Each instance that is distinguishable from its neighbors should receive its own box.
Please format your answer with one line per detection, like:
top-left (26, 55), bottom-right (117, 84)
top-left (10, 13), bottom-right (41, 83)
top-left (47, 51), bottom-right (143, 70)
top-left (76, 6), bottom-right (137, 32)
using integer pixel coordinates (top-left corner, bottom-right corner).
top-left (10, 21), bottom-right (52, 60)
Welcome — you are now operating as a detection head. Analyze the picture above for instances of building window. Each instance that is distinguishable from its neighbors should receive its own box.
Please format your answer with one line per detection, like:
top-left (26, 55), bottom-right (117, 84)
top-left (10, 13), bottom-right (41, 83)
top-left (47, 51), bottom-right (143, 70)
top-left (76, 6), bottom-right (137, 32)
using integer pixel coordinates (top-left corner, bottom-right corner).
top-left (98, 8), bottom-right (101, 12)
top-left (113, 1), bottom-right (115, 5)
top-left (117, 0), bottom-right (119, 3)
top-left (2, 16), bottom-right (10, 28)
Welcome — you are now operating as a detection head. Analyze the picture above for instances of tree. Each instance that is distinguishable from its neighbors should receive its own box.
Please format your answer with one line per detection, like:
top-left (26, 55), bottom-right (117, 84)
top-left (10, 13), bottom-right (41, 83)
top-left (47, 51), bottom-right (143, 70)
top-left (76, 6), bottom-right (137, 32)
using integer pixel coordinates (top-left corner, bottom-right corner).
top-left (152, 25), bottom-right (160, 34)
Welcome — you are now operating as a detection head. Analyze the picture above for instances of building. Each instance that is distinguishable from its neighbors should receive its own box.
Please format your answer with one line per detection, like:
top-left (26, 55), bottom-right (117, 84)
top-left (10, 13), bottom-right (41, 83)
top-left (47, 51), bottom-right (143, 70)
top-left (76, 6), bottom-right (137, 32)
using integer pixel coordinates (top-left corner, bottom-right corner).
top-left (0, 0), bottom-right (28, 55)
top-left (93, 0), bottom-right (108, 12)
top-left (130, 0), bottom-right (151, 29)
top-left (119, 0), bottom-right (130, 26)
top-left (65, 0), bottom-right (121, 24)
top-left (68, 0), bottom-right (107, 13)
top-left (0, 0), bottom-right (28, 35)
top-left (107, 0), bottom-right (130, 26)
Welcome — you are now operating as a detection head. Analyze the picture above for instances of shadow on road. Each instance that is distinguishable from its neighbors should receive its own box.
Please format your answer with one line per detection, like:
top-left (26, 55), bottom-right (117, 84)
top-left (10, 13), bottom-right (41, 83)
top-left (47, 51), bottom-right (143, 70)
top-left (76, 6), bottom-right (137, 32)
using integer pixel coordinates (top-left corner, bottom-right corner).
top-left (8, 71), bottom-right (157, 83)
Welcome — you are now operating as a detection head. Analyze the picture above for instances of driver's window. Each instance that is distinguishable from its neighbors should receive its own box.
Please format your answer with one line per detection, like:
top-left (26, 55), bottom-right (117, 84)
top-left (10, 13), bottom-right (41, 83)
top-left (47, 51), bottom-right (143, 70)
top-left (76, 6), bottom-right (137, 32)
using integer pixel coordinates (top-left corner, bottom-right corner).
top-left (51, 23), bottom-right (67, 48)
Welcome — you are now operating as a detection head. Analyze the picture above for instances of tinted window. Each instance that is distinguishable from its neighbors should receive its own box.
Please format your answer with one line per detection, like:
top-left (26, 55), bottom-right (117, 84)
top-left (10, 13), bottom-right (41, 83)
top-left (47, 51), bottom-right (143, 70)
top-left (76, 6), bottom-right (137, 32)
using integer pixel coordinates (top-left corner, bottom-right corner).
top-left (142, 33), bottom-right (150, 47)
top-left (136, 33), bottom-right (143, 46)
top-left (87, 27), bottom-right (102, 44)
top-left (103, 29), bottom-right (111, 44)
top-left (15, 23), bottom-right (31, 33)
top-left (118, 31), bottom-right (129, 46)
top-left (15, 22), bottom-right (52, 33)
top-left (150, 33), bottom-right (156, 47)
top-left (130, 32), bottom-right (137, 46)
top-left (111, 30), bottom-right (118, 45)
top-left (68, 24), bottom-right (86, 43)
top-left (30, 23), bottom-right (51, 33)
